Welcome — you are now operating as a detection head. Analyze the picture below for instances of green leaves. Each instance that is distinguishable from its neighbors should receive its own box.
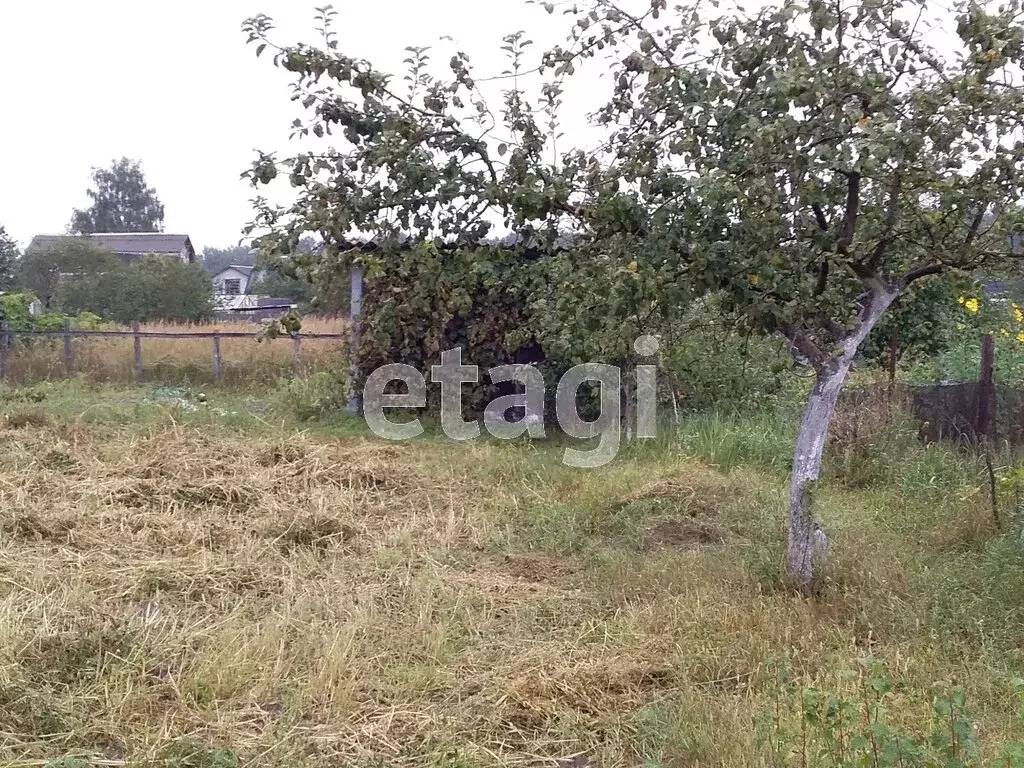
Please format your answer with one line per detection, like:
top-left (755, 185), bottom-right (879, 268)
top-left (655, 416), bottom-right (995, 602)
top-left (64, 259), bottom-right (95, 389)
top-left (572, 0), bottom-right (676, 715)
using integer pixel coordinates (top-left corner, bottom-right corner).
top-left (0, 225), bottom-right (19, 293)
top-left (55, 255), bottom-right (214, 324)
top-left (755, 656), bottom-right (1007, 767)
top-left (69, 158), bottom-right (165, 237)
top-left (240, 0), bottom-right (1024, 391)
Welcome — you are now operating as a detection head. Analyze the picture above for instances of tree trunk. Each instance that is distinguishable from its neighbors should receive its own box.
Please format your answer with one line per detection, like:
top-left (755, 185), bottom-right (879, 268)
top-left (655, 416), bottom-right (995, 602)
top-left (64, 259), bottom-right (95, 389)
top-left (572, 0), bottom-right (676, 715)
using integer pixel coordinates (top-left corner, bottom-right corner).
top-left (788, 285), bottom-right (898, 589)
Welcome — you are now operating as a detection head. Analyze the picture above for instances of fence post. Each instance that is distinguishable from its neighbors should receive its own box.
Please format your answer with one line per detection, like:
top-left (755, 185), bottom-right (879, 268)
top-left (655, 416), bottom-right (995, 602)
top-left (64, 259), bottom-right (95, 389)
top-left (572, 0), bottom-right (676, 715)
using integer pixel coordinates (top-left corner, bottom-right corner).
top-left (292, 333), bottom-right (302, 366)
top-left (347, 264), bottom-right (364, 414)
top-left (0, 321), bottom-right (8, 381)
top-left (63, 319), bottom-right (73, 377)
top-left (212, 331), bottom-right (223, 382)
top-left (977, 332), bottom-right (996, 440)
top-left (132, 321), bottom-right (143, 381)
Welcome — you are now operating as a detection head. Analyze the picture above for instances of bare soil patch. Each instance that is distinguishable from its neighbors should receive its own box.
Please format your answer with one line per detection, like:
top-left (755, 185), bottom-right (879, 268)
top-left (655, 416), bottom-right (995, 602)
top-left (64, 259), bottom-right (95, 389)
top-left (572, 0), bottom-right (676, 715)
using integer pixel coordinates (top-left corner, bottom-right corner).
top-left (641, 518), bottom-right (730, 552)
top-left (500, 552), bottom-right (581, 583)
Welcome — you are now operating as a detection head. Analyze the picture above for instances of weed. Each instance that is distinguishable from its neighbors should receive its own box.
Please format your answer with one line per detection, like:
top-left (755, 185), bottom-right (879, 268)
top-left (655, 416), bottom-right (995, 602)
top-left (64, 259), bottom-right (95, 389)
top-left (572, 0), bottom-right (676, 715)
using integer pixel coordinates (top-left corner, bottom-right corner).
top-left (271, 368), bottom-right (350, 420)
top-left (754, 656), bottom-right (1024, 767)
top-left (159, 738), bottom-right (239, 768)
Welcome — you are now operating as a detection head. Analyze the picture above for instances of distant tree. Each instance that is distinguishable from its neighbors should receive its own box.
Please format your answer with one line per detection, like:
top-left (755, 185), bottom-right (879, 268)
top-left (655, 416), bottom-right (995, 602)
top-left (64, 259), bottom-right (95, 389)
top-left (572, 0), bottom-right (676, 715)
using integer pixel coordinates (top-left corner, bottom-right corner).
top-left (58, 255), bottom-right (214, 324)
top-left (201, 244), bottom-right (254, 276)
top-left (69, 157), bottom-right (165, 235)
top-left (250, 234), bottom-right (323, 309)
top-left (0, 225), bottom-right (19, 291)
top-left (124, 257), bottom-right (214, 323)
top-left (17, 237), bottom-right (122, 309)
top-left (249, 270), bottom-right (315, 308)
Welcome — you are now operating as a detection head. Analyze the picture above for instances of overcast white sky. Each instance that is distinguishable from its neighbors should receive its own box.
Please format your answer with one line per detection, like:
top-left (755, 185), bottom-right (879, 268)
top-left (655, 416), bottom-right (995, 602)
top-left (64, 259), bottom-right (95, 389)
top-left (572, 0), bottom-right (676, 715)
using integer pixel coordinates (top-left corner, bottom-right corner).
top-left (2, 1), bottom-right (973, 256)
top-left (0, 0), bottom-right (591, 254)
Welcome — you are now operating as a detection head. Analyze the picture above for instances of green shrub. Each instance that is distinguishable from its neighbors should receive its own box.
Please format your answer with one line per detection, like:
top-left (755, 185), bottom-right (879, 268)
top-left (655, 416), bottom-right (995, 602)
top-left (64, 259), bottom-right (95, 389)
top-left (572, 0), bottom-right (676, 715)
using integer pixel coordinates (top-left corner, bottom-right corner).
top-left (0, 292), bottom-right (39, 328)
top-left (34, 311), bottom-right (68, 331)
top-left (660, 299), bottom-right (795, 413)
top-left (70, 311), bottom-right (112, 330)
top-left (56, 255), bottom-right (214, 324)
top-left (272, 370), bottom-right (350, 420)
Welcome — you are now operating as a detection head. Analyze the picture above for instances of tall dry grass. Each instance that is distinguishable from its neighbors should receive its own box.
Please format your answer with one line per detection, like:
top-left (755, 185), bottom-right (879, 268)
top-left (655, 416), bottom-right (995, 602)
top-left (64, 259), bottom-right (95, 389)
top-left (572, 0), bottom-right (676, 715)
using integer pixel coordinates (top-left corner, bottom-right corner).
top-left (2, 317), bottom-right (349, 387)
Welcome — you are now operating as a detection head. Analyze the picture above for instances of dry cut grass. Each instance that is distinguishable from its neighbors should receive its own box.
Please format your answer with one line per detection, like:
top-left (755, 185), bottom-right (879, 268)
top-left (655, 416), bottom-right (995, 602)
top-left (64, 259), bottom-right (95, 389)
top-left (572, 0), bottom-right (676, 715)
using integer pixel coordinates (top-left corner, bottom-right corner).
top-left (0, 400), bottom-right (1022, 767)
top-left (1, 316), bottom-right (348, 387)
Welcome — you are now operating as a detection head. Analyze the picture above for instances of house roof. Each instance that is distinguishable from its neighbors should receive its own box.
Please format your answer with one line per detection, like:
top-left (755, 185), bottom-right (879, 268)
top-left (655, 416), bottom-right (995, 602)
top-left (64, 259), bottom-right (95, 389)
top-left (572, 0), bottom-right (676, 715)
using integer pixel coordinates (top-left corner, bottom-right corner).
top-left (27, 233), bottom-right (196, 261)
top-left (254, 297), bottom-right (295, 308)
top-left (214, 295), bottom-right (296, 313)
top-left (214, 264), bottom-right (256, 278)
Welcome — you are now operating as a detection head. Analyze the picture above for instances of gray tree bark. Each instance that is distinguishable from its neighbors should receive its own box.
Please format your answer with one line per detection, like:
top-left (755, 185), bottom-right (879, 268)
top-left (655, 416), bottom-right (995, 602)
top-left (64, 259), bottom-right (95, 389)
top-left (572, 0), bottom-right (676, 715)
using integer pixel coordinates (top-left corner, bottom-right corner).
top-left (788, 284), bottom-right (899, 588)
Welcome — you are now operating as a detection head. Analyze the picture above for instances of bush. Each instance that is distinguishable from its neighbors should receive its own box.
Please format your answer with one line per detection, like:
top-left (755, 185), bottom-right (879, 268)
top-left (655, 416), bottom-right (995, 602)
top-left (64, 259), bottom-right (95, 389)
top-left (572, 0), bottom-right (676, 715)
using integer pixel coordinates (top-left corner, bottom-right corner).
top-left (271, 370), bottom-right (350, 420)
top-left (17, 238), bottom-right (122, 309)
top-left (0, 293), bottom-right (111, 343)
top-left (57, 254), bottom-right (214, 324)
top-left (660, 299), bottom-right (795, 412)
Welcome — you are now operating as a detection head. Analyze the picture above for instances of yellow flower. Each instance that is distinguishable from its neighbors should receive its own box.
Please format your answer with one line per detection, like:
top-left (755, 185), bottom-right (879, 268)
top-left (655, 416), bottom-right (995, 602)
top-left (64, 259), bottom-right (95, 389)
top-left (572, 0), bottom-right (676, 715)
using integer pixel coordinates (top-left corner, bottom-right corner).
top-left (964, 297), bottom-right (980, 313)
top-left (958, 296), bottom-right (966, 305)
top-left (1001, 328), bottom-right (1011, 338)
top-left (749, 274), bottom-right (761, 286)
top-left (1013, 303), bottom-right (1023, 324)
top-left (1017, 331), bottom-right (1024, 343)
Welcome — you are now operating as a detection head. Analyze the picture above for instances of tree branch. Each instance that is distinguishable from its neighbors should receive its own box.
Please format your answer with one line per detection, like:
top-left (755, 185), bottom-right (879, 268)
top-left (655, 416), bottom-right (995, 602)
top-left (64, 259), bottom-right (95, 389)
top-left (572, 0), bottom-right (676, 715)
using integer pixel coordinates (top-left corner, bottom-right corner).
top-left (965, 204), bottom-right (987, 247)
top-left (811, 204), bottom-right (829, 231)
top-left (866, 174), bottom-right (901, 272)
top-left (837, 170), bottom-right (861, 254)
top-left (813, 259), bottom-right (829, 296)
top-left (779, 322), bottom-right (827, 371)
top-left (902, 262), bottom-right (946, 285)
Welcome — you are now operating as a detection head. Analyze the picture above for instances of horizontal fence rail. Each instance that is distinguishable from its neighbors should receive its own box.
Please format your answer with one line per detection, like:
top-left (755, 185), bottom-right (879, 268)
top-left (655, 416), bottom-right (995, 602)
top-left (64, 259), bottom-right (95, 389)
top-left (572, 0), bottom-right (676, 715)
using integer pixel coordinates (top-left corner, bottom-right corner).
top-left (0, 328), bottom-right (347, 339)
top-left (0, 321), bottom-right (348, 383)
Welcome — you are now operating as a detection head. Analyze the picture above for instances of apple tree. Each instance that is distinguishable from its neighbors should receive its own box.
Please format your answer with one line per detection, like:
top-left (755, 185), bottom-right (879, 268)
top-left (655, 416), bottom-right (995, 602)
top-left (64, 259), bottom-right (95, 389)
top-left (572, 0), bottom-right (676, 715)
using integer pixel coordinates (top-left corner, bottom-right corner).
top-left (241, 0), bottom-right (1024, 588)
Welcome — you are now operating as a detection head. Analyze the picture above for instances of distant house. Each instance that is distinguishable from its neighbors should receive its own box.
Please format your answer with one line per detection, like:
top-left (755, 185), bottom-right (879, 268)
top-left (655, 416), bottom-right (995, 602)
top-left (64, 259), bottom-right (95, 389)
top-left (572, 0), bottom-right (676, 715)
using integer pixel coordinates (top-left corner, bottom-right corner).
top-left (211, 264), bottom-right (262, 296)
top-left (211, 263), bottom-right (296, 320)
top-left (215, 295), bottom-right (298, 321)
top-left (27, 233), bottom-right (197, 265)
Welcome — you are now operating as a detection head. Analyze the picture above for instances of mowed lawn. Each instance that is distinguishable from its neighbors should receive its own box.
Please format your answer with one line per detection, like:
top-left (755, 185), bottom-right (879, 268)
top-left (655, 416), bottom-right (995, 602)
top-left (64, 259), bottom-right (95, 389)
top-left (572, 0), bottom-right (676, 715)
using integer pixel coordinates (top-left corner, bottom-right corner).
top-left (0, 385), bottom-right (1023, 767)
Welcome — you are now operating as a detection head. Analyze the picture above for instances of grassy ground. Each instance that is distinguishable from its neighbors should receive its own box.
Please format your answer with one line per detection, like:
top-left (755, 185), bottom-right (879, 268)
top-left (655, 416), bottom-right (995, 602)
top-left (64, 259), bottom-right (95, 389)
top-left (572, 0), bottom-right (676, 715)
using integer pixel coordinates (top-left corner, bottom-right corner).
top-left (1, 381), bottom-right (1023, 767)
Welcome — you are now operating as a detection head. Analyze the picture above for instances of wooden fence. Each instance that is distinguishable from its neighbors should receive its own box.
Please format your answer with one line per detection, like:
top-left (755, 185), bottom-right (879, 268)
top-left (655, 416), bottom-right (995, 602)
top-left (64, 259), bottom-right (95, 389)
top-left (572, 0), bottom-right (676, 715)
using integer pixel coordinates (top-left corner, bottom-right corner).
top-left (0, 267), bottom-right (365, 399)
top-left (0, 320), bottom-right (348, 383)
